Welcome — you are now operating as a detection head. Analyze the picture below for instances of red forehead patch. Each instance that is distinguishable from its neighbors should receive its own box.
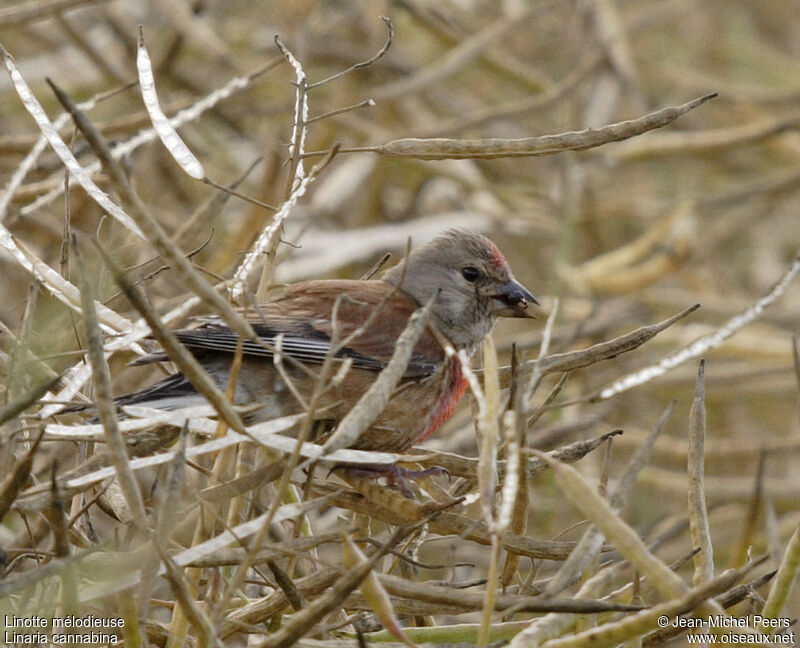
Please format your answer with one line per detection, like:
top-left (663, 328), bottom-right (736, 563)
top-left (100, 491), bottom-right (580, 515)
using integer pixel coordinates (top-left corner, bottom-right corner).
top-left (487, 240), bottom-right (506, 268)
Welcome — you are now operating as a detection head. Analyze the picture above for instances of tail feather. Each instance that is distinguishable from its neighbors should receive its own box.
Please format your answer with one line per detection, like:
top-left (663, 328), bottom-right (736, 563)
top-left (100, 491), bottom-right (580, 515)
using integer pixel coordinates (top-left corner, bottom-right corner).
top-left (112, 373), bottom-right (202, 410)
top-left (62, 373), bottom-right (203, 415)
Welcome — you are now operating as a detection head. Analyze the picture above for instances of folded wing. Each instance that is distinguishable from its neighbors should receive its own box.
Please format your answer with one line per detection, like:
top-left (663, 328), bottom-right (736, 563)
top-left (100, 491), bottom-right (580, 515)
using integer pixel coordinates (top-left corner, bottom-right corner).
top-left (132, 280), bottom-right (444, 379)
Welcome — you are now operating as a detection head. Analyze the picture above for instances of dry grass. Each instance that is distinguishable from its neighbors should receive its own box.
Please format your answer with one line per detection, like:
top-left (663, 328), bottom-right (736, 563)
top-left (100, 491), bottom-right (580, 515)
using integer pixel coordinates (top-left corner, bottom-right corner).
top-left (1, 1), bottom-right (799, 646)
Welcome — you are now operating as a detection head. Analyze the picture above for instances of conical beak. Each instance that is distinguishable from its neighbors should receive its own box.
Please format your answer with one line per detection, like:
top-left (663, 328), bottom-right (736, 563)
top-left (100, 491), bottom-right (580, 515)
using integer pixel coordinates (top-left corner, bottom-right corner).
top-left (490, 278), bottom-right (543, 319)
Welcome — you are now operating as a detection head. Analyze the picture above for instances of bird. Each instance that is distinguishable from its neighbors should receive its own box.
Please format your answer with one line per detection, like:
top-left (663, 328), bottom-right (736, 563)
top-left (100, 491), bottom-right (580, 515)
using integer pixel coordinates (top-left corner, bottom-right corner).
top-left (104, 230), bottom-right (539, 453)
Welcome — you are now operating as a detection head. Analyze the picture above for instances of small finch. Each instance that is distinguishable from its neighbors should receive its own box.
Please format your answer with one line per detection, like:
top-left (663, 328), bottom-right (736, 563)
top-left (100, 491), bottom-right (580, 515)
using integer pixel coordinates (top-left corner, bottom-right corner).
top-left (111, 230), bottom-right (539, 452)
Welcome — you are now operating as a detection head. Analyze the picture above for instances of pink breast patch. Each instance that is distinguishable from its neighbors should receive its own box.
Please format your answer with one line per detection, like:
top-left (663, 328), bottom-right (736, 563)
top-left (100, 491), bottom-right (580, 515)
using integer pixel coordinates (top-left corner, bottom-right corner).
top-left (407, 358), bottom-right (469, 449)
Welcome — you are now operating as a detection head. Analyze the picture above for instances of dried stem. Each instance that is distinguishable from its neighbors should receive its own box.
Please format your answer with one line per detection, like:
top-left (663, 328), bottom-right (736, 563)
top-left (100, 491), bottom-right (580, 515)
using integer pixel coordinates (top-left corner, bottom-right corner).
top-left (687, 360), bottom-right (714, 585)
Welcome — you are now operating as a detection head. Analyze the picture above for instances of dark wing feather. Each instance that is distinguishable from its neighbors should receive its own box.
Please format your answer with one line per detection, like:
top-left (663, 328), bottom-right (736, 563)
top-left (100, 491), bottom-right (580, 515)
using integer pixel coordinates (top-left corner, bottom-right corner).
top-left (131, 280), bottom-right (443, 378)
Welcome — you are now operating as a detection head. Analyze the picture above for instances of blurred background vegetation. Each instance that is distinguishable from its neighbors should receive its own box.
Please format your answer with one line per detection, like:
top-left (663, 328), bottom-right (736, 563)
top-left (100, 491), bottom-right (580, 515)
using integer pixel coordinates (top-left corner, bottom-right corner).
top-left (1, 0), bottom-right (799, 644)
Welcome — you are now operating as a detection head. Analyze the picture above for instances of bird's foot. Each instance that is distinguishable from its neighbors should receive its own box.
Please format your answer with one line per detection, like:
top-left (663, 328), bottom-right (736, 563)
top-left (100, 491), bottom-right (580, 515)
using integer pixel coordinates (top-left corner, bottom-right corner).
top-left (331, 463), bottom-right (449, 498)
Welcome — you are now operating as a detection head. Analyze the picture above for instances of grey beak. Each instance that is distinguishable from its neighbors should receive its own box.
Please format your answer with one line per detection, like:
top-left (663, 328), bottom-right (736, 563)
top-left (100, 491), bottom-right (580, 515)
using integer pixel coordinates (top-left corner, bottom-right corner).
top-left (490, 278), bottom-right (543, 319)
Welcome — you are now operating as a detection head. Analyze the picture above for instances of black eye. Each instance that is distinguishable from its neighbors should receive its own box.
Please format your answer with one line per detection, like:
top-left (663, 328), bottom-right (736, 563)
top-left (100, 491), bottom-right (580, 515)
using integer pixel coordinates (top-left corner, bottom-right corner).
top-left (462, 266), bottom-right (481, 282)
